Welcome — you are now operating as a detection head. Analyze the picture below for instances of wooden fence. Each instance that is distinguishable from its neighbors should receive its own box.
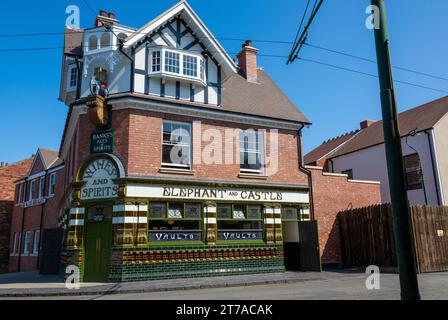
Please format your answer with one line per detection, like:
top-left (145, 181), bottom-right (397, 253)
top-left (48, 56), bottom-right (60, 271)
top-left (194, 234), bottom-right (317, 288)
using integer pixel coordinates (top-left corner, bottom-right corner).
top-left (338, 204), bottom-right (448, 273)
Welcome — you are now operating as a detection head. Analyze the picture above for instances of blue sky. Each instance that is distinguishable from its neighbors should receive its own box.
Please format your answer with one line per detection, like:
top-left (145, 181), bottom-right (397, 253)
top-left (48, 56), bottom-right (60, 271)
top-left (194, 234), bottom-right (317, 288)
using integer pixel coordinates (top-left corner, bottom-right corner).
top-left (0, 0), bottom-right (447, 164)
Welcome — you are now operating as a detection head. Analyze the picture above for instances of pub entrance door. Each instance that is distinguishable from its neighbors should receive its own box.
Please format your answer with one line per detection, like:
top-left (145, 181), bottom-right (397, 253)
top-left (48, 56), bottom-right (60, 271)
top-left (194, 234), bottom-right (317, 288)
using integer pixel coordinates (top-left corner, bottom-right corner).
top-left (83, 206), bottom-right (113, 282)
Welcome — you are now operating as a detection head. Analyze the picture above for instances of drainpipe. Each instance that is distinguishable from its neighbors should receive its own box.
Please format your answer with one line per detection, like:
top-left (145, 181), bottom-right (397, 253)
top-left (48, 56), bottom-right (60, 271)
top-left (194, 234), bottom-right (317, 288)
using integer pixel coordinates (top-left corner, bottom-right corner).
top-left (297, 125), bottom-right (315, 220)
top-left (425, 130), bottom-right (442, 205)
top-left (36, 170), bottom-right (48, 269)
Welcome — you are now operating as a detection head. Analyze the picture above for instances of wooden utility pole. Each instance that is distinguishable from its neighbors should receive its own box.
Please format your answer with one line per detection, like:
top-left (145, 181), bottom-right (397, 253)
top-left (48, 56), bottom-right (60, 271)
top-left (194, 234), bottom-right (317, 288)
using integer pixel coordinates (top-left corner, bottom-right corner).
top-left (370, 0), bottom-right (420, 300)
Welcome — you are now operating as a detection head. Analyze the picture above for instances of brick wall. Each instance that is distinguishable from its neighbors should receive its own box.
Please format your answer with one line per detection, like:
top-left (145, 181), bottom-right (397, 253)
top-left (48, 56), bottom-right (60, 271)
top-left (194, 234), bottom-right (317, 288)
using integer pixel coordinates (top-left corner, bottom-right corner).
top-left (0, 158), bottom-right (34, 201)
top-left (69, 109), bottom-right (308, 186)
top-left (0, 201), bottom-right (13, 273)
top-left (309, 166), bottom-right (381, 265)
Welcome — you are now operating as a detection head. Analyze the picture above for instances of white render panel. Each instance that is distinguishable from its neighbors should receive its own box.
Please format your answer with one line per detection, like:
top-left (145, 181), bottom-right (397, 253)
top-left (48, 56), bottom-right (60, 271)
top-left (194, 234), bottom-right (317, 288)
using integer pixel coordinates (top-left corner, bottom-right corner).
top-left (134, 46), bottom-right (146, 70)
top-left (126, 184), bottom-right (309, 204)
top-left (433, 115), bottom-right (448, 204)
top-left (134, 74), bottom-right (146, 93)
top-left (180, 83), bottom-right (190, 100)
top-left (165, 79), bottom-right (176, 98)
top-left (152, 35), bottom-right (166, 46)
top-left (149, 77), bottom-right (161, 95)
top-left (194, 86), bottom-right (204, 103)
top-left (208, 86), bottom-right (218, 105)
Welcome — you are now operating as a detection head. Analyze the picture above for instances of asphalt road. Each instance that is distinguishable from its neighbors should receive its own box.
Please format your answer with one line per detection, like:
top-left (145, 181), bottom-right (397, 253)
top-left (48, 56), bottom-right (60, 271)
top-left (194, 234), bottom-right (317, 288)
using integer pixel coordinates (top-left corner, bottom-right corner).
top-left (20, 272), bottom-right (448, 300)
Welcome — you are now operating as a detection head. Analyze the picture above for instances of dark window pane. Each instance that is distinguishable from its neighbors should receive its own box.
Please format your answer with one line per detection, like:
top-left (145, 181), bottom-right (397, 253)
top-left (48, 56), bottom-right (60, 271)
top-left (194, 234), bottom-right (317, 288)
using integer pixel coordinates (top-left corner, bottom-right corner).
top-left (217, 204), bottom-right (232, 219)
top-left (149, 203), bottom-right (166, 218)
top-left (185, 204), bottom-right (201, 219)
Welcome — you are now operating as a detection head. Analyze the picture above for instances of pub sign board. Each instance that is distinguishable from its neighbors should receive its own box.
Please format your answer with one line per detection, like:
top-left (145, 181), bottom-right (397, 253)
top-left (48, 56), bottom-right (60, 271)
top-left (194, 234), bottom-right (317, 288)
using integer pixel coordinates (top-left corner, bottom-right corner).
top-left (91, 130), bottom-right (114, 154)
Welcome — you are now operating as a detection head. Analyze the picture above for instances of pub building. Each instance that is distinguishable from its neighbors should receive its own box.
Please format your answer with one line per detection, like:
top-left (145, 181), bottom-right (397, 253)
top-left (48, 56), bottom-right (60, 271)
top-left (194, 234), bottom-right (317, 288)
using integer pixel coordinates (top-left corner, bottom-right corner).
top-left (54, 1), bottom-right (314, 282)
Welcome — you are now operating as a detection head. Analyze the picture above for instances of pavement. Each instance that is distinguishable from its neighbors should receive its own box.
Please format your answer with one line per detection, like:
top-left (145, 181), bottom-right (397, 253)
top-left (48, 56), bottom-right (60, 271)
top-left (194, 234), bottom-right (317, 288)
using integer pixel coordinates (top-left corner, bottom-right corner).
top-left (0, 270), bottom-right (447, 299)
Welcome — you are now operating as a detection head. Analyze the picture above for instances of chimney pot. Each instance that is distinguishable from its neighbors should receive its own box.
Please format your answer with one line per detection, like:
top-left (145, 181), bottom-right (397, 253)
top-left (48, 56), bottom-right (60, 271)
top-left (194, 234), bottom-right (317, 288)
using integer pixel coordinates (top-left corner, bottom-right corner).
top-left (108, 12), bottom-right (116, 19)
top-left (100, 9), bottom-right (107, 16)
top-left (0, 162), bottom-right (3, 167)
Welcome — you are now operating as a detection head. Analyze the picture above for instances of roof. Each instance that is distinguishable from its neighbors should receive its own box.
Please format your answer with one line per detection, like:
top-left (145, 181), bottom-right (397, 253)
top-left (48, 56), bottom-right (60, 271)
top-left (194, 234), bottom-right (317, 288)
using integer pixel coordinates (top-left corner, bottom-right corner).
top-left (39, 148), bottom-right (60, 169)
top-left (0, 157), bottom-right (34, 201)
top-left (124, 0), bottom-right (237, 74)
top-left (330, 96), bottom-right (448, 158)
top-left (63, 28), bottom-right (84, 56)
top-left (304, 130), bottom-right (359, 165)
top-left (221, 69), bottom-right (310, 124)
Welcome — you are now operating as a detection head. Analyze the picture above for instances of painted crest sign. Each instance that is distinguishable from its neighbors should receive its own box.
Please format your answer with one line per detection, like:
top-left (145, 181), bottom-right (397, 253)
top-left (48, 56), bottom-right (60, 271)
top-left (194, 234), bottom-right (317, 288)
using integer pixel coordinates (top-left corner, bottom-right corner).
top-left (81, 158), bottom-right (119, 200)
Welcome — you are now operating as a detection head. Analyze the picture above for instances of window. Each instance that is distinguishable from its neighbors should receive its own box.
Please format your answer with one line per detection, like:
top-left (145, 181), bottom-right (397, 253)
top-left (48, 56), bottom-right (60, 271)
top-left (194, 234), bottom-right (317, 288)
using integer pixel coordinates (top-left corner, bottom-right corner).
top-left (33, 230), bottom-right (40, 255)
top-left (17, 184), bottom-right (23, 204)
top-left (342, 169), bottom-right (354, 180)
top-left (29, 180), bottom-right (35, 201)
top-left (68, 65), bottom-right (78, 89)
top-left (23, 232), bottom-right (31, 256)
top-left (152, 51), bottom-right (161, 72)
top-left (200, 59), bottom-right (205, 80)
top-left (148, 202), bottom-right (202, 242)
top-left (88, 35), bottom-right (98, 51)
top-left (164, 51), bottom-right (180, 74)
top-left (38, 176), bottom-right (45, 199)
top-left (100, 32), bottom-right (110, 49)
top-left (217, 204), bottom-right (263, 241)
top-left (162, 121), bottom-right (191, 168)
top-left (183, 55), bottom-right (198, 77)
top-left (404, 154), bottom-right (423, 190)
top-left (49, 173), bottom-right (57, 196)
top-left (17, 232), bottom-right (21, 255)
top-left (239, 130), bottom-right (264, 174)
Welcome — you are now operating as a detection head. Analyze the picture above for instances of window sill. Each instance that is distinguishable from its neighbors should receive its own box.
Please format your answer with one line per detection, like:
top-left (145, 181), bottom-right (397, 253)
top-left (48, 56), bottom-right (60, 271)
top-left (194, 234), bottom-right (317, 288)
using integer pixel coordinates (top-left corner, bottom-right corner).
top-left (238, 173), bottom-right (268, 180)
top-left (159, 167), bottom-right (196, 175)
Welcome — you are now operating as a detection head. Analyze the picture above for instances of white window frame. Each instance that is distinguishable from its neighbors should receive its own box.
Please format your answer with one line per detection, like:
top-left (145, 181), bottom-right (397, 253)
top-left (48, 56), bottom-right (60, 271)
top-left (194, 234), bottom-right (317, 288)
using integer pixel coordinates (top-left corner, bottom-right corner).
top-left (239, 129), bottom-right (265, 175)
top-left (67, 64), bottom-right (78, 91)
top-left (38, 176), bottom-right (45, 199)
top-left (49, 172), bottom-right (57, 196)
top-left (33, 230), bottom-right (40, 255)
top-left (148, 47), bottom-right (206, 85)
top-left (23, 232), bottom-right (31, 256)
top-left (161, 120), bottom-right (192, 169)
top-left (16, 232), bottom-right (21, 255)
top-left (17, 183), bottom-right (23, 204)
top-left (29, 180), bottom-right (35, 201)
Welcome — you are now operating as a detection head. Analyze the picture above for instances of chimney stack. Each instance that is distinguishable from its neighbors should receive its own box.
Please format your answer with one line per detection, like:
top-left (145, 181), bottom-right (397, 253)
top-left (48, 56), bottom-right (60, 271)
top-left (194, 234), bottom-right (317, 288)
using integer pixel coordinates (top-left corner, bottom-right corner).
top-left (237, 40), bottom-right (259, 83)
top-left (0, 162), bottom-right (3, 167)
top-left (95, 9), bottom-right (119, 27)
top-left (360, 120), bottom-right (376, 130)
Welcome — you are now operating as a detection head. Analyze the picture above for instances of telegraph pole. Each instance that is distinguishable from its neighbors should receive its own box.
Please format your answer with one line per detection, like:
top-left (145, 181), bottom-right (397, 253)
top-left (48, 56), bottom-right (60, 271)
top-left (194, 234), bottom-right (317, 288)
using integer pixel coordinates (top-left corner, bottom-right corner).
top-left (370, 0), bottom-right (420, 300)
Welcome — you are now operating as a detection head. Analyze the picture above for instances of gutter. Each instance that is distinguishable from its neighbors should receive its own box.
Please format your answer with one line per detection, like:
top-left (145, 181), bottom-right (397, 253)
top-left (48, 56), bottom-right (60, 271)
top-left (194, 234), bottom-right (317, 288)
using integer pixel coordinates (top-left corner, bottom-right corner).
top-left (298, 125), bottom-right (315, 220)
top-left (425, 130), bottom-right (443, 205)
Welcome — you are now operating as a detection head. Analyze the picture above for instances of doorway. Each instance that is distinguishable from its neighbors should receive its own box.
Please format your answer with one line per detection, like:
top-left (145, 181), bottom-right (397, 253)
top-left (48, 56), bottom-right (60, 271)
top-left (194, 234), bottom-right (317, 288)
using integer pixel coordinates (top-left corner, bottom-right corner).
top-left (83, 206), bottom-right (113, 282)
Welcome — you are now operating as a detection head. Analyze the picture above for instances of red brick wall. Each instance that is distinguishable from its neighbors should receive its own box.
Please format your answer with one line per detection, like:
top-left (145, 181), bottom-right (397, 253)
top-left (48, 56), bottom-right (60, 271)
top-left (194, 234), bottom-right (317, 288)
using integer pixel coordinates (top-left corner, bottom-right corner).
top-left (309, 166), bottom-right (381, 265)
top-left (69, 109), bottom-right (308, 185)
top-left (0, 158), bottom-right (34, 201)
top-left (0, 201), bottom-right (13, 273)
top-left (9, 166), bottom-right (64, 273)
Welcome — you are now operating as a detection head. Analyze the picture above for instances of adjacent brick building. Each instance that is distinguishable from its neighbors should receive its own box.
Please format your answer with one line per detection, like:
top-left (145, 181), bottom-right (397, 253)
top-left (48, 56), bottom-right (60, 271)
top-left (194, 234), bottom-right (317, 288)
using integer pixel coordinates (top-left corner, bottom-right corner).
top-left (0, 158), bottom-right (34, 273)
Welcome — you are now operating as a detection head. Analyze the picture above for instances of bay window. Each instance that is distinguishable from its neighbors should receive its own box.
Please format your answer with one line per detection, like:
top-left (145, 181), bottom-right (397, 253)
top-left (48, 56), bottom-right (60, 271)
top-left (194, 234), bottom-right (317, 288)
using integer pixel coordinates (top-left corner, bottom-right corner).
top-left (148, 202), bottom-right (202, 242)
top-left (162, 120), bottom-right (191, 168)
top-left (217, 204), bottom-right (263, 241)
top-left (149, 48), bottom-right (206, 85)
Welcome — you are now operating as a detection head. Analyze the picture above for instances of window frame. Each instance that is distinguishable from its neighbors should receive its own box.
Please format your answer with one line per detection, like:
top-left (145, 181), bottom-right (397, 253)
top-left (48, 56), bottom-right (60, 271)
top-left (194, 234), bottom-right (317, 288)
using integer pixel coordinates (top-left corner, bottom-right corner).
top-left (216, 203), bottom-right (264, 243)
top-left (29, 180), bottom-right (35, 201)
top-left (49, 173), bottom-right (57, 196)
top-left (67, 64), bottom-right (78, 91)
top-left (161, 120), bottom-right (192, 169)
top-left (17, 183), bottom-right (23, 204)
top-left (239, 129), bottom-right (265, 175)
top-left (147, 202), bottom-right (203, 244)
top-left (23, 231), bottom-right (31, 256)
top-left (404, 153), bottom-right (423, 191)
top-left (148, 47), bottom-right (206, 85)
top-left (11, 233), bottom-right (17, 256)
top-left (32, 230), bottom-right (40, 255)
top-left (38, 176), bottom-right (45, 199)
top-left (281, 205), bottom-right (311, 222)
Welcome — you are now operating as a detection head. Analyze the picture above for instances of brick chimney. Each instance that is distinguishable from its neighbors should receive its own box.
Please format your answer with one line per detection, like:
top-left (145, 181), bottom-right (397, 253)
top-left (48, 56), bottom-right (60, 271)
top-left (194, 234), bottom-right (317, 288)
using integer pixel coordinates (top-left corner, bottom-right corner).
top-left (237, 40), bottom-right (259, 83)
top-left (94, 9), bottom-right (119, 27)
top-left (360, 120), bottom-right (376, 130)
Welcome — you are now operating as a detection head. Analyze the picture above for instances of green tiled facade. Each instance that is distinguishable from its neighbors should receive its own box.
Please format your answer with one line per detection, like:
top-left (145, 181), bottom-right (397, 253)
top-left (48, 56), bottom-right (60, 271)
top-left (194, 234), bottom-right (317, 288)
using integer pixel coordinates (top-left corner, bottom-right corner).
top-left (108, 244), bottom-right (285, 282)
